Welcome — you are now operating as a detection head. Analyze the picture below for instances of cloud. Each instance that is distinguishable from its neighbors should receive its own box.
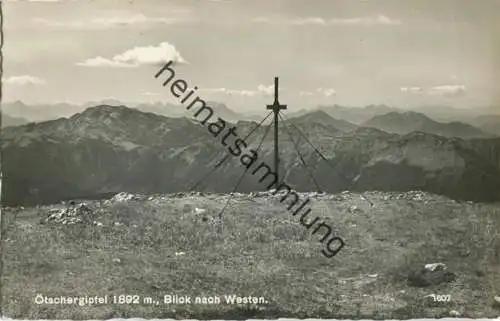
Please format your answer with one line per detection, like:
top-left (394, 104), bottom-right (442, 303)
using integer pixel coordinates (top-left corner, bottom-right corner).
top-left (77, 42), bottom-right (187, 68)
top-left (401, 85), bottom-right (465, 97)
top-left (400, 86), bottom-right (423, 94)
top-left (257, 84), bottom-right (276, 96)
top-left (316, 88), bottom-right (336, 97)
top-left (3, 75), bottom-right (46, 85)
top-left (201, 88), bottom-right (258, 97)
top-left (329, 15), bottom-right (400, 26)
top-left (200, 84), bottom-right (282, 97)
top-left (291, 17), bottom-right (328, 26)
top-left (428, 85), bottom-right (466, 96)
top-left (32, 12), bottom-right (188, 29)
top-left (142, 91), bottom-right (161, 96)
top-left (253, 15), bottom-right (400, 26)
top-left (203, 86), bottom-right (334, 98)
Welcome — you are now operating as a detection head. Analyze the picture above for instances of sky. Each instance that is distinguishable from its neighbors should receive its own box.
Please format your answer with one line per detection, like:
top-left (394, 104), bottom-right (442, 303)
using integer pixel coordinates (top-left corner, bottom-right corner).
top-left (2, 0), bottom-right (500, 113)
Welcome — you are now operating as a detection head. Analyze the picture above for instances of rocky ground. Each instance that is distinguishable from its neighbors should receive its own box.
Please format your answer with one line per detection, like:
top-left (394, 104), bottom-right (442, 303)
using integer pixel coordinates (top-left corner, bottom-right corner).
top-left (2, 190), bottom-right (500, 319)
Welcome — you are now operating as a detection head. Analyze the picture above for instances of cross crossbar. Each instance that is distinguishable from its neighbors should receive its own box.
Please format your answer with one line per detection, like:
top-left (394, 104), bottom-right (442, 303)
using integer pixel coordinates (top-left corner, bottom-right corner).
top-left (266, 77), bottom-right (287, 111)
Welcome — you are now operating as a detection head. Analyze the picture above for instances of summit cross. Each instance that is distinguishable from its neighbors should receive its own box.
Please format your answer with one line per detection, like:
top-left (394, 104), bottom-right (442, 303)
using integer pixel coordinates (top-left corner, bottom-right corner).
top-left (266, 77), bottom-right (287, 189)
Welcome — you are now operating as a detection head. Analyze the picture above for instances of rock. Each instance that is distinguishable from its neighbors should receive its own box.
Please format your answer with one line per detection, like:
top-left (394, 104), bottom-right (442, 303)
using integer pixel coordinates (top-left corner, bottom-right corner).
top-left (494, 296), bottom-right (500, 307)
top-left (194, 207), bottom-right (206, 214)
top-left (44, 203), bottom-right (94, 225)
top-left (425, 262), bottom-right (447, 271)
top-left (112, 258), bottom-right (121, 263)
top-left (111, 192), bottom-right (135, 202)
top-left (449, 310), bottom-right (461, 317)
top-left (348, 205), bottom-right (363, 214)
top-left (408, 264), bottom-right (456, 287)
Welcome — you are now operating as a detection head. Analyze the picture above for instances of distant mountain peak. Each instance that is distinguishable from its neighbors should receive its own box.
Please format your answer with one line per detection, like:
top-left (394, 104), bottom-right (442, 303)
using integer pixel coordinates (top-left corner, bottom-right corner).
top-left (291, 109), bottom-right (357, 132)
top-left (294, 109), bottom-right (332, 121)
top-left (79, 104), bottom-right (129, 115)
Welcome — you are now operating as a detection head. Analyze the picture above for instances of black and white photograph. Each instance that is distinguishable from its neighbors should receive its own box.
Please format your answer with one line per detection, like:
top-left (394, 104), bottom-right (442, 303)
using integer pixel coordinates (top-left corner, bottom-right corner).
top-left (1, 0), bottom-right (500, 319)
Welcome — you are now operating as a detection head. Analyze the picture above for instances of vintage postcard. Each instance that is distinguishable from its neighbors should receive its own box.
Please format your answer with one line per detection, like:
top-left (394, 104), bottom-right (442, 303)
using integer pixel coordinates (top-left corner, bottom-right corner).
top-left (1, 0), bottom-right (500, 319)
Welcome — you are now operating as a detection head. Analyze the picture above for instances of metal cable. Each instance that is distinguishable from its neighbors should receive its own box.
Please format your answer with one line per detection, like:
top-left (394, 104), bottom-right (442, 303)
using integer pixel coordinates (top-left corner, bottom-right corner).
top-left (189, 111), bottom-right (273, 192)
top-left (278, 112), bottom-right (322, 193)
top-left (217, 120), bottom-right (272, 220)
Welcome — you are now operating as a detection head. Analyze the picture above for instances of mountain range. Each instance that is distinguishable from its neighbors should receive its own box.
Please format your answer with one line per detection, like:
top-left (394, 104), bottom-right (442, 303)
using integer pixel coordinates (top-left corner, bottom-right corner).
top-left (361, 111), bottom-right (492, 138)
top-left (4, 100), bottom-right (499, 124)
top-left (1, 100), bottom-right (254, 124)
top-left (2, 104), bottom-right (500, 206)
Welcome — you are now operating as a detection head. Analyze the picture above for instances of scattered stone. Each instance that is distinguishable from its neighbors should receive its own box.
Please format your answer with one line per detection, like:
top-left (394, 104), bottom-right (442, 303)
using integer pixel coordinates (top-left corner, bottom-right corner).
top-left (408, 263), bottom-right (456, 287)
top-left (111, 192), bottom-right (135, 202)
top-left (175, 251), bottom-right (185, 256)
top-left (194, 207), bottom-right (206, 214)
top-left (44, 203), bottom-right (94, 225)
top-left (425, 262), bottom-right (447, 272)
top-left (494, 296), bottom-right (500, 307)
top-left (348, 205), bottom-right (363, 214)
top-left (449, 310), bottom-right (461, 317)
top-left (112, 258), bottom-right (121, 263)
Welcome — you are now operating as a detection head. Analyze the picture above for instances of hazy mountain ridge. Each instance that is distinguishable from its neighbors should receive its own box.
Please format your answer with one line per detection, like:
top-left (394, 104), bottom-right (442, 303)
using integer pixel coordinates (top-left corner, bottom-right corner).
top-left (1, 113), bottom-right (30, 128)
top-left (317, 104), bottom-right (400, 124)
top-left (469, 115), bottom-right (500, 136)
top-left (2, 105), bottom-right (500, 205)
top-left (2, 100), bottom-right (253, 123)
top-left (362, 111), bottom-right (492, 138)
top-left (4, 100), bottom-right (498, 127)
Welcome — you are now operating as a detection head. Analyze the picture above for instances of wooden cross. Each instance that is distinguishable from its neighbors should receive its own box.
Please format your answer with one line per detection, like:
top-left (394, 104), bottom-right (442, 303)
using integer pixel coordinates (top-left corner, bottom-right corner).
top-left (266, 77), bottom-right (286, 188)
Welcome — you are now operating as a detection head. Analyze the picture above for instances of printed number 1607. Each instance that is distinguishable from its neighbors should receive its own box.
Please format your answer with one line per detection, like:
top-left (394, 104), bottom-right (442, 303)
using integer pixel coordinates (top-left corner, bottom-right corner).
top-left (427, 294), bottom-right (451, 302)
